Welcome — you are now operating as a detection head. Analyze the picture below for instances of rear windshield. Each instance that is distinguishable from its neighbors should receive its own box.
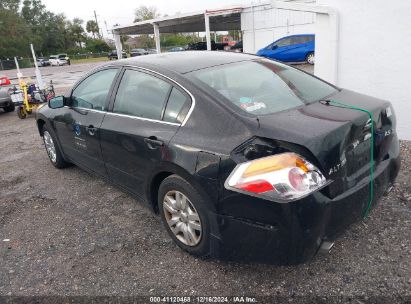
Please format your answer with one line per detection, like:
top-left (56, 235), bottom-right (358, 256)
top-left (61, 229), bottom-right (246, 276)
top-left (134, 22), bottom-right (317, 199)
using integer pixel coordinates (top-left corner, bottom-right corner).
top-left (187, 60), bottom-right (337, 115)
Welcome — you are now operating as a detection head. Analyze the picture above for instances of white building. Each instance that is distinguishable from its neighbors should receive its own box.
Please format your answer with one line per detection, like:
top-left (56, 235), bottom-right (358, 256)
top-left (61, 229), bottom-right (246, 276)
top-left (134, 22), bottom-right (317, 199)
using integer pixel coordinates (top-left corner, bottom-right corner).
top-left (315, 0), bottom-right (411, 140)
top-left (113, 0), bottom-right (411, 139)
top-left (241, 2), bottom-right (315, 53)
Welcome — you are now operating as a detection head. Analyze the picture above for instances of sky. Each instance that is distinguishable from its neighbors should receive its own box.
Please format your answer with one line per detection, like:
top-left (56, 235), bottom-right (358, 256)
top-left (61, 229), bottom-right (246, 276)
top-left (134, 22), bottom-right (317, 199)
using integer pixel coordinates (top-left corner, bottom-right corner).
top-left (41, 0), bottom-right (256, 38)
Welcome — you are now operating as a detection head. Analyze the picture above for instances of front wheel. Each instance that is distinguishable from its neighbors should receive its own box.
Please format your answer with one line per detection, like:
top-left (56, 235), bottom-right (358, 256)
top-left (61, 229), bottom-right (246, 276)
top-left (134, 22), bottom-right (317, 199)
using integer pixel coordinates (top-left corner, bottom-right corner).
top-left (158, 175), bottom-right (211, 257)
top-left (42, 125), bottom-right (71, 168)
top-left (306, 52), bottom-right (315, 65)
top-left (17, 106), bottom-right (26, 119)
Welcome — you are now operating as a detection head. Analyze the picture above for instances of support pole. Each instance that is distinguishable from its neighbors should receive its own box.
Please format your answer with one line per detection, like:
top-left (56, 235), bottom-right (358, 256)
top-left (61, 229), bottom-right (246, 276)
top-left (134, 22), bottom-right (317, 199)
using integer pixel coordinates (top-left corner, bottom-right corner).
top-left (153, 23), bottom-right (161, 54)
top-left (113, 32), bottom-right (123, 59)
top-left (30, 44), bottom-right (44, 90)
top-left (204, 13), bottom-right (211, 51)
top-left (14, 57), bottom-right (22, 79)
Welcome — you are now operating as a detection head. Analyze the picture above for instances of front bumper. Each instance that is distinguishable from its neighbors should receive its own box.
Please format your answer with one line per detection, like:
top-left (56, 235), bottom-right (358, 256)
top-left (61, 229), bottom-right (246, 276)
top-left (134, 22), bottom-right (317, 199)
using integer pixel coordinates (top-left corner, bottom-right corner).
top-left (208, 141), bottom-right (400, 265)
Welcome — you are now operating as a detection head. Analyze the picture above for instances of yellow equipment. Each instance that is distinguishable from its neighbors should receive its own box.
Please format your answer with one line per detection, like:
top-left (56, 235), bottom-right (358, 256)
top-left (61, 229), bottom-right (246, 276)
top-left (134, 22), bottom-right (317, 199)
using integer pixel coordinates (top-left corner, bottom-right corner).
top-left (10, 77), bottom-right (51, 119)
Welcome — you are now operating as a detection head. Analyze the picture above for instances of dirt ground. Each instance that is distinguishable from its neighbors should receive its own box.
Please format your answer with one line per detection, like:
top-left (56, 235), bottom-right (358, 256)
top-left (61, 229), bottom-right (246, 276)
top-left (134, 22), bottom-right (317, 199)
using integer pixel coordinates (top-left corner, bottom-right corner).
top-left (0, 103), bottom-right (410, 302)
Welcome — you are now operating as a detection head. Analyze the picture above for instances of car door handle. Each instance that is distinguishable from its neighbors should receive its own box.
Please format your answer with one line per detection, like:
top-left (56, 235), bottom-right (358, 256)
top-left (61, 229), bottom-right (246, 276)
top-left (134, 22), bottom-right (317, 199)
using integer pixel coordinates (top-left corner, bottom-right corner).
top-left (144, 136), bottom-right (164, 149)
top-left (86, 125), bottom-right (97, 136)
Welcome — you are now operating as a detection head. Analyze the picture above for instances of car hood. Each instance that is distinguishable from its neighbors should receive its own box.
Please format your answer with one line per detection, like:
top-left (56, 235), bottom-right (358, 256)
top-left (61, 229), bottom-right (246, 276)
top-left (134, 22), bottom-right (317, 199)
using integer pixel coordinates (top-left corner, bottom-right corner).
top-left (254, 89), bottom-right (395, 197)
top-left (256, 48), bottom-right (266, 55)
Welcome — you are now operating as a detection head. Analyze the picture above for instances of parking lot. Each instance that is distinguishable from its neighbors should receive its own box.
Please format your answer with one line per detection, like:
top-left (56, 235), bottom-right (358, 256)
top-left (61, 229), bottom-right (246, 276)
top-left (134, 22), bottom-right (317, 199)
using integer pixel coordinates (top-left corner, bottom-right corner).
top-left (0, 62), bottom-right (410, 301)
top-left (1, 62), bottom-right (105, 91)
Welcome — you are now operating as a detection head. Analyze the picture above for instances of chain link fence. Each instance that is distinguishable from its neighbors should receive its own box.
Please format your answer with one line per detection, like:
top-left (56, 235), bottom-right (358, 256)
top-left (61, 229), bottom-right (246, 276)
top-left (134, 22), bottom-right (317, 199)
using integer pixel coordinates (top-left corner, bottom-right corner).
top-left (0, 52), bottom-right (109, 71)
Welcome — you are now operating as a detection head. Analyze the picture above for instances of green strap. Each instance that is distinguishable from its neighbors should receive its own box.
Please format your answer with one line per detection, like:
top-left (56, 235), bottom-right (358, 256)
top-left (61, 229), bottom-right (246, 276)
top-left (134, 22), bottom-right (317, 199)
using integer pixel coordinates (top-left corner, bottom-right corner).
top-left (327, 100), bottom-right (374, 218)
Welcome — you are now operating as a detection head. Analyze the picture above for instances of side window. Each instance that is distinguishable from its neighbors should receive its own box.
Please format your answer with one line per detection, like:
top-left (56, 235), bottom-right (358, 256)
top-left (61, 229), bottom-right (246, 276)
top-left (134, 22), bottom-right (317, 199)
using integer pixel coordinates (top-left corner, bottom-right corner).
top-left (295, 36), bottom-right (311, 44)
top-left (293, 36), bottom-right (303, 44)
top-left (163, 87), bottom-right (191, 124)
top-left (113, 70), bottom-right (171, 120)
top-left (291, 37), bottom-right (305, 45)
top-left (72, 69), bottom-right (118, 110)
top-left (276, 37), bottom-right (292, 47)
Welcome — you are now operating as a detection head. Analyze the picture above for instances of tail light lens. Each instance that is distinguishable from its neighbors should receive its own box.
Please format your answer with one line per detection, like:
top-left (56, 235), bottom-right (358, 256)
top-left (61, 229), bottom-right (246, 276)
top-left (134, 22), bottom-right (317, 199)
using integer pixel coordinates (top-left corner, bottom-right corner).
top-left (0, 77), bottom-right (11, 86)
top-left (225, 153), bottom-right (328, 202)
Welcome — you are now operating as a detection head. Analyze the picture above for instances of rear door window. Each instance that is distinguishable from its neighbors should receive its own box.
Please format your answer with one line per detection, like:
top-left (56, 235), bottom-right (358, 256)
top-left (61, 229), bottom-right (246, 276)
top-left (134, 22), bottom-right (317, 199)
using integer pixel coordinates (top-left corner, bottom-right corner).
top-left (113, 69), bottom-right (171, 120)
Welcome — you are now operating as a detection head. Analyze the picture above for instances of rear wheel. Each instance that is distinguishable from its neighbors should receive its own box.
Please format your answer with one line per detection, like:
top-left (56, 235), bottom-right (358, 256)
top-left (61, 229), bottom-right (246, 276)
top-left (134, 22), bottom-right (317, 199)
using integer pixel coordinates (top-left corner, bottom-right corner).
top-left (4, 103), bottom-right (15, 112)
top-left (158, 175), bottom-right (210, 257)
top-left (17, 106), bottom-right (26, 119)
top-left (42, 125), bottom-right (70, 168)
top-left (306, 52), bottom-right (315, 65)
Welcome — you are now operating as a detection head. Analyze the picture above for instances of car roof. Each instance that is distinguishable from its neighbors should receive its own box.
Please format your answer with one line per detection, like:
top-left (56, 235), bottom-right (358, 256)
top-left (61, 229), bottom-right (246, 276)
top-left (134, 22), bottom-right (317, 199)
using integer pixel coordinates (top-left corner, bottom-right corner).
top-left (277, 34), bottom-right (315, 39)
top-left (108, 51), bottom-right (259, 74)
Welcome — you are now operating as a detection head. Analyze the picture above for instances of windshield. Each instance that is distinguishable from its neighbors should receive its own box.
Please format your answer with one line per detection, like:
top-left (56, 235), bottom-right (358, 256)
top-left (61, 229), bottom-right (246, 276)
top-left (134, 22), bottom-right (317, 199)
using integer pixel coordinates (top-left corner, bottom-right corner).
top-left (188, 59), bottom-right (337, 115)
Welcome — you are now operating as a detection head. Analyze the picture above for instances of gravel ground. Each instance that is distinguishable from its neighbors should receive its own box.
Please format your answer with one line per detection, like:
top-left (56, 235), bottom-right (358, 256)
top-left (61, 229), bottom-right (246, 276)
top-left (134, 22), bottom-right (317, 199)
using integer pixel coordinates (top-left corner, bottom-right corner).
top-left (0, 104), bottom-right (410, 303)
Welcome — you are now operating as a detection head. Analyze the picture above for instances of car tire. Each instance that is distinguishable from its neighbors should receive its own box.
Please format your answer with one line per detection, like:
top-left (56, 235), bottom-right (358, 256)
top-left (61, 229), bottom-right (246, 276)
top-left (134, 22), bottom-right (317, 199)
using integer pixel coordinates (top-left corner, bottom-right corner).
top-left (17, 106), bottom-right (26, 119)
top-left (41, 125), bottom-right (70, 169)
top-left (306, 52), bottom-right (315, 65)
top-left (158, 174), bottom-right (211, 257)
top-left (4, 103), bottom-right (15, 112)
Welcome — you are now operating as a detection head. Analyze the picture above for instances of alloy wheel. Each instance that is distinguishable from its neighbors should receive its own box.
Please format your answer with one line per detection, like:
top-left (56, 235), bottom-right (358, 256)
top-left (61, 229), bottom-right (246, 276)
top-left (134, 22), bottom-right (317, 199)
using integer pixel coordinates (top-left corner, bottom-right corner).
top-left (163, 190), bottom-right (202, 246)
top-left (43, 131), bottom-right (57, 163)
top-left (307, 53), bottom-right (315, 65)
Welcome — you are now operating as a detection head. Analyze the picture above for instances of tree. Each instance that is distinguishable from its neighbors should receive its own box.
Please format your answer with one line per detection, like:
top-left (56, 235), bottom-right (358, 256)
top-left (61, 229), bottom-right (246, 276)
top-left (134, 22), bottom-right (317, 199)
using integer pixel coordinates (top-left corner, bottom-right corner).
top-left (0, 7), bottom-right (33, 58)
top-left (0, 0), bottom-right (20, 14)
top-left (86, 20), bottom-right (99, 38)
top-left (21, 0), bottom-right (47, 52)
top-left (21, 0), bottom-right (46, 26)
top-left (86, 39), bottom-right (110, 53)
top-left (68, 18), bottom-right (86, 47)
top-left (0, 0), bottom-right (94, 58)
top-left (41, 13), bottom-right (67, 54)
top-left (134, 5), bottom-right (159, 22)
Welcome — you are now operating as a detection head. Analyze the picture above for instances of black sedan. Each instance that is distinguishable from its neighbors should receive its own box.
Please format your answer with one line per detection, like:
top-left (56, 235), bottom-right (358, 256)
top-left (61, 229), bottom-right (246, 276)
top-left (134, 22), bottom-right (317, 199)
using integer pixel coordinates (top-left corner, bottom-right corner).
top-left (35, 52), bottom-right (400, 264)
top-left (108, 50), bottom-right (127, 60)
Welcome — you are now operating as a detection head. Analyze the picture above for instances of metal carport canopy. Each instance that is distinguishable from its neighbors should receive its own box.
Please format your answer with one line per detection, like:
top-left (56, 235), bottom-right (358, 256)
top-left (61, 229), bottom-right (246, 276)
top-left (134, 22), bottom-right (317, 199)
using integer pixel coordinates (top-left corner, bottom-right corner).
top-left (111, 6), bottom-right (242, 56)
top-left (112, 8), bottom-right (242, 35)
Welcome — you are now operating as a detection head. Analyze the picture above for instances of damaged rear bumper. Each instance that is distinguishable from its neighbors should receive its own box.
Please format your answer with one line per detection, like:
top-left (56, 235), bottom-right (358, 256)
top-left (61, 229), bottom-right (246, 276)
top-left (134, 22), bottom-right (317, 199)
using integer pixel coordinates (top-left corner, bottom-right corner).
top-left (208, 141), bottom-right (400, 265)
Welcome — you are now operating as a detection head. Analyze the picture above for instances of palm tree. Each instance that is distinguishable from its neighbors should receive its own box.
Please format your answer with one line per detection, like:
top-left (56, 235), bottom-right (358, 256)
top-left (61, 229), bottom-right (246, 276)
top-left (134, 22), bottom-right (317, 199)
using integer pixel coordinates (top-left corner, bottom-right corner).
top-left (86, 20), bottom-right (99, 39)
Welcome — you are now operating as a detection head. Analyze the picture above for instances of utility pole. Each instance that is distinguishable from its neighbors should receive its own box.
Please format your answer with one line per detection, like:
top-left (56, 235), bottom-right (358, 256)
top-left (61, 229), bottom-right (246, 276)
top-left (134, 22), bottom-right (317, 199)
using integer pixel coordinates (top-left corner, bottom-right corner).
top-left (94, 10), bottom-right (102, 39)
top-left (105, 20), bottom-right (115, 39)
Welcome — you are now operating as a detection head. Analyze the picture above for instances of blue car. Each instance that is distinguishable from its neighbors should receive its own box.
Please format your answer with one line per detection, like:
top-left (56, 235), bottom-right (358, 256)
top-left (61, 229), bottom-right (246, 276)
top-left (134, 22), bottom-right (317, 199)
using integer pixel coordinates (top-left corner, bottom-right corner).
top-left (256, 34), bottom-right (315, 64)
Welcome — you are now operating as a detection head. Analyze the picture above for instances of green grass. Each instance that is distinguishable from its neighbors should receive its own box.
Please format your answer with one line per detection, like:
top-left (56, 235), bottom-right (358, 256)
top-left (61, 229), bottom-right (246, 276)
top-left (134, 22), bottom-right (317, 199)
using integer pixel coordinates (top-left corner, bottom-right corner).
top-left (71, 57), bottom-right (109, 65)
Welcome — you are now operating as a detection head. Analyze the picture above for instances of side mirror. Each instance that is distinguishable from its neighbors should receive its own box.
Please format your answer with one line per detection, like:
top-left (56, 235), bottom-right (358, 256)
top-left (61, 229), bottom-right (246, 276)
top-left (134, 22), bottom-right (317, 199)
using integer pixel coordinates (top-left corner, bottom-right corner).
top-left (48, 96), bottom-right (65, 109)
top-left (271, 45), bottom-right (278, 50)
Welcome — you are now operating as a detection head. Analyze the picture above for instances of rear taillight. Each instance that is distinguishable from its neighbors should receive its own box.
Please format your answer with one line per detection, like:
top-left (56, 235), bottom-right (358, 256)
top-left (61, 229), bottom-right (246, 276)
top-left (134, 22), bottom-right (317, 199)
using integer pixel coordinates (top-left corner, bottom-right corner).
top-left (225, 153), bottom-right (328, 202)
top-left (0, 77), bottom-right (11, 86)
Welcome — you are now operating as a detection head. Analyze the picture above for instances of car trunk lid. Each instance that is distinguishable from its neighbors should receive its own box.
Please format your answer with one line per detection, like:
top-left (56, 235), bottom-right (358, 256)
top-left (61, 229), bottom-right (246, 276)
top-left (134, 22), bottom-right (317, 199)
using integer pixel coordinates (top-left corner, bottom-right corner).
top-left (255, 89), bottom-right (395, 198)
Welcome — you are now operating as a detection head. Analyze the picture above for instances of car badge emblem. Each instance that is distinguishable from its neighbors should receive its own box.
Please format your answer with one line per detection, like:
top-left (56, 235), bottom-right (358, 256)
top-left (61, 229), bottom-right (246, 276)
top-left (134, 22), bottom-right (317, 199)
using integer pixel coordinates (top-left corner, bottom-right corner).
top-left (73, 123), bottom-right (81, 136)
